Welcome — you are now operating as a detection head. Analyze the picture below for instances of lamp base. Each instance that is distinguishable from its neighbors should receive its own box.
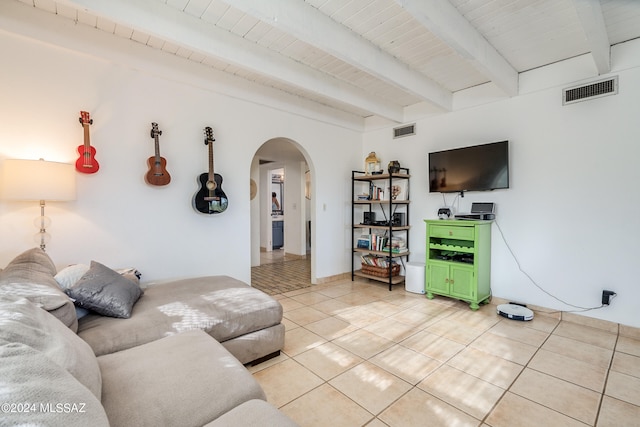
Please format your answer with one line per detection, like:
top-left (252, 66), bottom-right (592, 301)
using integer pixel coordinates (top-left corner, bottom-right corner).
top-left (34, 200), bottom-right (51, 251)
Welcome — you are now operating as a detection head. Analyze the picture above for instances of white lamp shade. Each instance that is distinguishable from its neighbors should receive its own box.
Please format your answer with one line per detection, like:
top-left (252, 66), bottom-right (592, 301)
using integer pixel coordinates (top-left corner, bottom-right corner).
top-left (2, 159), bottom-right (76, 201)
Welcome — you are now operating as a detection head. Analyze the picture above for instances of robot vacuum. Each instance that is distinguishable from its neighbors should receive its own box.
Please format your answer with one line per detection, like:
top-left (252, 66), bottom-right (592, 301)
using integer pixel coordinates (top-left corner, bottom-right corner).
top-left (497, 303), bottom-right (534, 321)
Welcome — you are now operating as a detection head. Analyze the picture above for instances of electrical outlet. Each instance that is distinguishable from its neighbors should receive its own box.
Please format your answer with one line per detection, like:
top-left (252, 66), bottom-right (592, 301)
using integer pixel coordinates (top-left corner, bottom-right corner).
top-left (602, 290), bottom-right (616, 305)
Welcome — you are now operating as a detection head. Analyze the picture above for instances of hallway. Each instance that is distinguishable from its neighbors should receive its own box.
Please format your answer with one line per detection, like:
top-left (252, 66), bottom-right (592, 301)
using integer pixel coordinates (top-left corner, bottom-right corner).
top-left (251, 249), bottom-right (311, 295)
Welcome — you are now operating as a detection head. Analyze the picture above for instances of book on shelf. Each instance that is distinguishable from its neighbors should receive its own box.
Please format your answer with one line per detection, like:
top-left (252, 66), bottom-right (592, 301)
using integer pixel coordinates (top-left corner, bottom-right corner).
top-left (372, 233), bottom-right (388, 251)
top-left (357, 235), bottom-right (370, 249)
top-left (384, 236), bottom-right (407, 253)
top-left (382, 246), bottom-right (409, 254)
top-left (360, 254), bottom-right (398, 268)
top-left (368, 184), bottom-right (385, 201)
top-left (357, 233), bottom-right (389, 251)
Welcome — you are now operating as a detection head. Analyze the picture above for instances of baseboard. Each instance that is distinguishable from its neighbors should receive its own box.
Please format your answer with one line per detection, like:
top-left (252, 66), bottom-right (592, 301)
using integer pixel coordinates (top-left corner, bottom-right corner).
top-left (283, 252), bottom-right (307, 260)
top-left (488, 296), bottom-right (637, 336)
top-left (315, 272), bottom-right (350, 285)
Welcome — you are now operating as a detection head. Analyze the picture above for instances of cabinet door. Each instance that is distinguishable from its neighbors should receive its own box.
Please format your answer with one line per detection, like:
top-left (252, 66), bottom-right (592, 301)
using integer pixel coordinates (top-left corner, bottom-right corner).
top-left (427, 262), bottom-right (449, 294)
top-left (449, 264), bottom-right (475, 300)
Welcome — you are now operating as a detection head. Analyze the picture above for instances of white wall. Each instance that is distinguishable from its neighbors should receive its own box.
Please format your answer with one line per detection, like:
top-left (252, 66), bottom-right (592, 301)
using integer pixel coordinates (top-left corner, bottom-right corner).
top-left (363, 40), bottom-right (640, 327)
top-left (5, 2), bottom-right (637, 328)
top-left (283, 161), bottom-right (306, 257)
top-left (0, 12), bottom-right (361, 284)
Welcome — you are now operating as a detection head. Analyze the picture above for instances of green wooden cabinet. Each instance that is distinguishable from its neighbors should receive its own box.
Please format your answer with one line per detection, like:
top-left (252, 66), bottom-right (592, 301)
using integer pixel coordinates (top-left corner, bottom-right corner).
top-left (424, 219), bottom-right (492, 310)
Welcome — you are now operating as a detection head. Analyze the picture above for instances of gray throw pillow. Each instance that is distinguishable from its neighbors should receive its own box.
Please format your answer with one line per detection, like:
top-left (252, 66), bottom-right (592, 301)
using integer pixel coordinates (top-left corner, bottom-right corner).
top-left (66, 261), bottom-right (142, 319)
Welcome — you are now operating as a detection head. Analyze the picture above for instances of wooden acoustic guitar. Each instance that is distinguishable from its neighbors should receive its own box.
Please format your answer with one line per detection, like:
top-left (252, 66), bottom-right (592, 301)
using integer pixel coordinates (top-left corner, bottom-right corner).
top-left (193, 127), bottom-right (228, 214)
top-left (76, 111), bottom-right (99, 174)
top-left (145, 122), bottom-right (171, 186)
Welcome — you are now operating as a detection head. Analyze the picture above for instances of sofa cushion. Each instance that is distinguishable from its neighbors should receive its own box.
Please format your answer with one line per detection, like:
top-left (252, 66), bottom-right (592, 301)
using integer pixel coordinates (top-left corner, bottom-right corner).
top-left (66, 261), bottom-right (142, 318)
top-left (0, 341), bottom-right (109, 427)
top-left (55, 264), bottom-right (142, 290)
top-left (78, 275), bottom-right (283, 357)
top-left (98, 330), bottom-right (266, 427)
top-left (54, 263), bottom-right (90, 290)
top-left (55, 264), bottom-right (91, 319)
top-left (114, 266), bottom-right (142, 284)
top-left (0, 297), bottom-right (102, 400)
top-left (204, 399), bottom-right (300, 427)
top-left (0, 247), bottom-right (77, 331)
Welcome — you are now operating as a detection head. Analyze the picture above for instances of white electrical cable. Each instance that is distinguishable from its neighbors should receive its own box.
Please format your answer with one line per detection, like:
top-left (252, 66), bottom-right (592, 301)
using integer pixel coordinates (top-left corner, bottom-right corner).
top-left (494, 219), bottom-right (608, 313)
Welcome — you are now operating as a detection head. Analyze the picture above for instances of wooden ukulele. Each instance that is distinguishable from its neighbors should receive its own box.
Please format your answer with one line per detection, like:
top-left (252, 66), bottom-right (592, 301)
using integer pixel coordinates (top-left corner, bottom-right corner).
top-left (76, 111), bottom-right (99, 174)
top-left (193, 127), bottom-right (228, 214)
top-left (145, 122), bottom-right (171, 186)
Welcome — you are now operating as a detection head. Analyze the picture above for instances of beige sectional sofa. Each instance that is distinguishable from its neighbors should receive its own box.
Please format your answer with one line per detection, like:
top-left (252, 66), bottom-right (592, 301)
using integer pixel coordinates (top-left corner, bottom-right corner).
top-left (0, 248), bottom-right (297, 427)
top-left (77, 275), bottom-right (285, 364)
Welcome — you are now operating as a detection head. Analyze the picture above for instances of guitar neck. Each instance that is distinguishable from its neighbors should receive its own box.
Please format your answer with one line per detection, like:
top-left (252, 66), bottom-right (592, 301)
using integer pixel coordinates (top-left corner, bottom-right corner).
top-left (83, 123), bottom-right (91, 149)
top-left (208, 140), bottom-right (215, 181)
top-left (154, 136), bottom-right (161, 161)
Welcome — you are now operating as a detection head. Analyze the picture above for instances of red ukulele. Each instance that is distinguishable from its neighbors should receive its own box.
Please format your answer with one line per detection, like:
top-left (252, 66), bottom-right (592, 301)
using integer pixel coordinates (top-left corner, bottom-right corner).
top-left (76, 111), bottom-right (99, 174)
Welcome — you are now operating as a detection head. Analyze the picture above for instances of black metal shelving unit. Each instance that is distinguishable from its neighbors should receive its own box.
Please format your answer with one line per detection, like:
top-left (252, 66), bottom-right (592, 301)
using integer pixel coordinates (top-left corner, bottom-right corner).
top-left (351, 168), bottom-right (410, 290)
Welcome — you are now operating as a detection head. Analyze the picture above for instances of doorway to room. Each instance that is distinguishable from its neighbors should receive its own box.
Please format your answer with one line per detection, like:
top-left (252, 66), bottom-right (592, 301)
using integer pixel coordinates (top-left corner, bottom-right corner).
top-left (250, 138), bottom-right (313, 294)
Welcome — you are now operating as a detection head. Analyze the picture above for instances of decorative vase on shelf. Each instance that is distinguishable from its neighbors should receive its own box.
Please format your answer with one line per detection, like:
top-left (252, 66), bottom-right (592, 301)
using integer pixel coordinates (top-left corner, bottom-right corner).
top-left (388, 160), bottom-right (400, 174)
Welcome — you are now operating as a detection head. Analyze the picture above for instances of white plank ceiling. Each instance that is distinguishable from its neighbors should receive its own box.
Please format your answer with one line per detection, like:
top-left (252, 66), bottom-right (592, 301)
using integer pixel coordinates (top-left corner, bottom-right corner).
top-left (12, 0), bottom-right (640, 123)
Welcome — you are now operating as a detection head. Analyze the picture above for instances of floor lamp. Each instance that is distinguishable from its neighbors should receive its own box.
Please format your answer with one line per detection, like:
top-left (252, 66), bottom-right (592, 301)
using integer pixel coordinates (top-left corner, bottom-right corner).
top-left (2, 159), bottom-right (76, 251)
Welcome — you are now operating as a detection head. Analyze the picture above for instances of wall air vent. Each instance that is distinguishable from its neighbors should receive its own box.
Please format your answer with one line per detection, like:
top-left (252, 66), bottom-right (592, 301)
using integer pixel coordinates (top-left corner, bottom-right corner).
top-left (393, 123), bottom-right (416, 139)
top-left (563, 76), bottom-right (618, 105)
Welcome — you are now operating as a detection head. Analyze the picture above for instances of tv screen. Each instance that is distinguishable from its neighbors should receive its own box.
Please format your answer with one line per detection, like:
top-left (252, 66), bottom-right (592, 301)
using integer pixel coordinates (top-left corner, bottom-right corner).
top-left (429, 141), bottom-right (509, 193)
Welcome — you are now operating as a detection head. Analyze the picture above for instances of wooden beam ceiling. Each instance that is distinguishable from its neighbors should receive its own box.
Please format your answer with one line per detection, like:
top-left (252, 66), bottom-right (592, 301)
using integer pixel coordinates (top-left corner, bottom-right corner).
top-left (393, 0), bottom-right (518, 97)
top-left (62, 0), bottom-right (407, 122)
top-left (571, 0), bottom-right (611, 75)
top-left (226, 0), bottom-right (453, 112)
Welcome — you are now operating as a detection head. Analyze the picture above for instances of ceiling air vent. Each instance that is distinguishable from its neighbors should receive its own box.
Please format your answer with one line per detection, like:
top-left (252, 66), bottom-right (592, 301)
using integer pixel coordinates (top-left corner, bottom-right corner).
top-left (393, 123), bottom-right (416, 139)
top-left (563, 76), bottom-right (618, 105)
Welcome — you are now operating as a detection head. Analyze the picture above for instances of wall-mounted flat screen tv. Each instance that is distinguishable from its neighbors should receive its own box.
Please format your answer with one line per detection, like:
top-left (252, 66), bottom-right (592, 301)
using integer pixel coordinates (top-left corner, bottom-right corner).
top-left (429, 140), bottom-right (509, 193)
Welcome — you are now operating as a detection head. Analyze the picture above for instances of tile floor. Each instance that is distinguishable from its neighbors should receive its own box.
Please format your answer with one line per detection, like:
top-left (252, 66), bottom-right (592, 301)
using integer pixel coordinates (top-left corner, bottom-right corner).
top-left (252, 250), bottom-right (311, 295)
top-left (249, 258), bottom-right (640, 427)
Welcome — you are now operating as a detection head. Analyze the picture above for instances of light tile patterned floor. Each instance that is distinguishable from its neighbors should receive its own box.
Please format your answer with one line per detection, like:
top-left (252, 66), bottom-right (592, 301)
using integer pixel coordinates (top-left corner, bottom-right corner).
top-left (251, 250), bottom-right (311, 295)
top-left (249, 257), bottom-right (640, 426)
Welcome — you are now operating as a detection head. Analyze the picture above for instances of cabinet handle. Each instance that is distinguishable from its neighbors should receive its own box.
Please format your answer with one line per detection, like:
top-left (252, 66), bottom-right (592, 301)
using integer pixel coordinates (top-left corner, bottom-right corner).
top-left (450, 279), bottom-right (454, 284)
top-left (445, 278), bottom-right (449, 283)
top-left (449, 231), bottom-right (453, 236)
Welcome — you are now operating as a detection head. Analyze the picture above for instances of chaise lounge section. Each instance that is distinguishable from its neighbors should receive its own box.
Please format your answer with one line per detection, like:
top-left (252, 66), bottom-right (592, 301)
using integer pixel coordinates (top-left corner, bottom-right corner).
top-left (77, 275), bottom-right (285, 364)
top-left (0, 248), bottom-right (296, 426)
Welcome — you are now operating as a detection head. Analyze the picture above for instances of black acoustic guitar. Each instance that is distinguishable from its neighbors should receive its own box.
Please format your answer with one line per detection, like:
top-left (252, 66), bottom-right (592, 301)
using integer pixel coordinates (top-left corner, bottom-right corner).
top-left (193, 127), bottom-right (228, 214)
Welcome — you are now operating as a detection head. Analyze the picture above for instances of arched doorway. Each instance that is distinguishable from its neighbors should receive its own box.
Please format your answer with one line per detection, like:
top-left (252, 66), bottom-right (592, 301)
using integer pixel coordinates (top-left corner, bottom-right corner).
top-left (250, 138), bottom-right (314, 294)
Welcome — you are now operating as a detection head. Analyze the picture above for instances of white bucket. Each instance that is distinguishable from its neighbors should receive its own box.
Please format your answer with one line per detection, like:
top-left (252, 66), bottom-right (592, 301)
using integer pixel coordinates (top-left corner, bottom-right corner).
top-left (405, 262), bottom-right (425, 294)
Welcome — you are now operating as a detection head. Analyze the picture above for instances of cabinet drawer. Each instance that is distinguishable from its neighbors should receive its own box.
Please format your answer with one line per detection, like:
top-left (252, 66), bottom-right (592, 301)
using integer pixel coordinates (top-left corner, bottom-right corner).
top-left (429, 225), bottom-right (475, 240)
